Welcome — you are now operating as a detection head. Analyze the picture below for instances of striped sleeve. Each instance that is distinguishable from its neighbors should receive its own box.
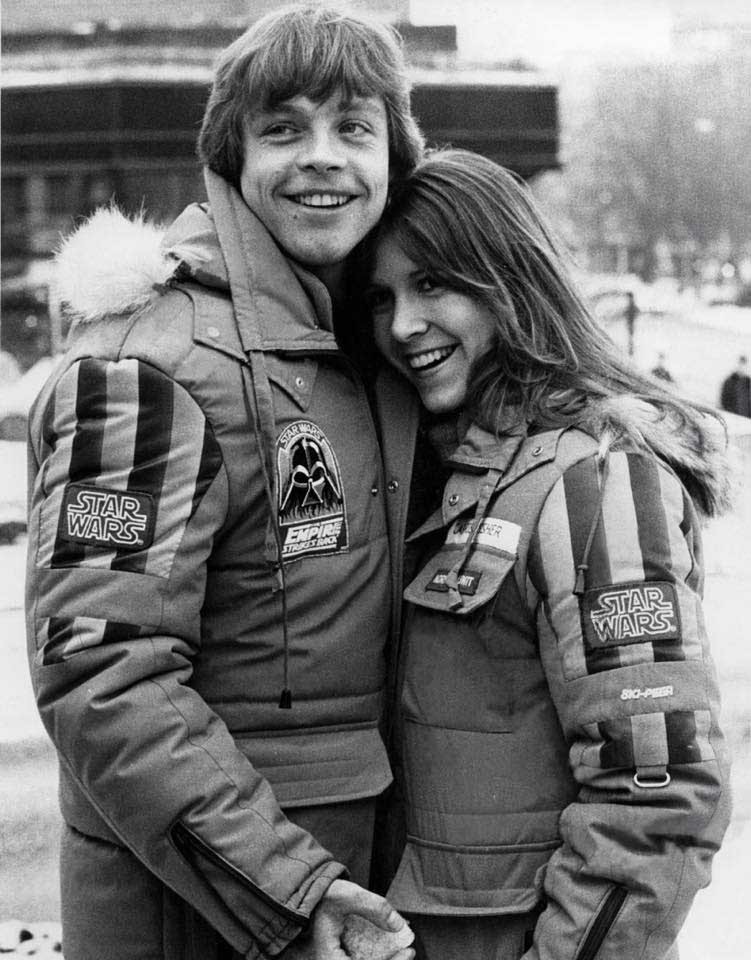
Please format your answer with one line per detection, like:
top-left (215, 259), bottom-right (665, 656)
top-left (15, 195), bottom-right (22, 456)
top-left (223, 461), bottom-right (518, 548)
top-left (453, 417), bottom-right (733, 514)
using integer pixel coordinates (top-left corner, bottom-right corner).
top-left (525, 450), bottom-right (730, 960)
top-left (530, 450), bottom-right (705, 684)
top-left (29, 357), bottom-right (224, 662)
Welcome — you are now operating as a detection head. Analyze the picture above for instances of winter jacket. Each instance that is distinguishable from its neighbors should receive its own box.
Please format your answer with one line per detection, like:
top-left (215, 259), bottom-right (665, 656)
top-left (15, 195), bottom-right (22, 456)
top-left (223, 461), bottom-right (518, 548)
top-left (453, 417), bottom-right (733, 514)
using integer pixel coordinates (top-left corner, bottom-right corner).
top-left (376, 370), bottom-right (732, 960)
top-left (25, 171), bottom-right (393, 959)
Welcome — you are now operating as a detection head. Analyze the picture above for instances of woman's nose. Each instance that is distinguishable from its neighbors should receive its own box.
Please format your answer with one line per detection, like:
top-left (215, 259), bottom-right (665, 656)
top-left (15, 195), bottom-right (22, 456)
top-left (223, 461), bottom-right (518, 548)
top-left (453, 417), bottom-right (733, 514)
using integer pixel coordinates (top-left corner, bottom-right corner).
top-left (391, 301), bottom-right (429, 342)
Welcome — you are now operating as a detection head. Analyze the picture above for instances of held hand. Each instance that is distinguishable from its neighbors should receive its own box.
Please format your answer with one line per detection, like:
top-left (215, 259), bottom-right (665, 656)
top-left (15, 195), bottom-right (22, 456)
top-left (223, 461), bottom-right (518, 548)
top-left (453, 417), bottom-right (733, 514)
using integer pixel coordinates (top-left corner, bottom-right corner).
top-left (307, 879), bottom-right (414, 960)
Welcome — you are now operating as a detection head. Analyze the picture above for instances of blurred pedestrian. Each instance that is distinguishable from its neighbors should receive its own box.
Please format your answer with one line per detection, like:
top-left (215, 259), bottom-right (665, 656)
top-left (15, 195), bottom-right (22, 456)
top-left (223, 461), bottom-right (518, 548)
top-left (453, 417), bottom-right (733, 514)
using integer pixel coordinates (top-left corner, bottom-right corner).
top-left (24, 6), bottom-right (422, 960)
top-left (720, 354), bottom-right (751, 417)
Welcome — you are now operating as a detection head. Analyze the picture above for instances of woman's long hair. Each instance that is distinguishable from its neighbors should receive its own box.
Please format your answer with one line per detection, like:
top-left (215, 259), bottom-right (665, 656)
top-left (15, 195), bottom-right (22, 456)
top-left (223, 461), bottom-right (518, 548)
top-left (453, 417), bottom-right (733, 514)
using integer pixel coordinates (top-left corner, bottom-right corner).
top-left (371, 149), bottom-right (729, 514)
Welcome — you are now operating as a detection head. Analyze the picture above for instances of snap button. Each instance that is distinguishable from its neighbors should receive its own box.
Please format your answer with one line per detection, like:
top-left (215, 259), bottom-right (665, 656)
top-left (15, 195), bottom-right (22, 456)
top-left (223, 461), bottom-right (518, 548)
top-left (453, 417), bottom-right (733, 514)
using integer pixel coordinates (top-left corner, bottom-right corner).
top-left (447, 493), bottom-right (459, 506)
top-left (294, 376), bottom-right (305, 388)
top-left (370, 485), bottom-right (379, 496)
top-left (387, 479), bottom-right (399, 493)
top-left (531, 445), bottom-right (543, 456)
top-left (206, 325), bottom-right (221, 339)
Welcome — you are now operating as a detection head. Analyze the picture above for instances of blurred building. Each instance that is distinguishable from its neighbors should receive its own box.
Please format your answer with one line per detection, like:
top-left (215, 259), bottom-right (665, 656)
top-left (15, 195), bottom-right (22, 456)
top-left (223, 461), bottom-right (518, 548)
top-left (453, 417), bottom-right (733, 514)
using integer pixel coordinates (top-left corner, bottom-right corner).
top-left (1, 0), bottom-right (559, 368)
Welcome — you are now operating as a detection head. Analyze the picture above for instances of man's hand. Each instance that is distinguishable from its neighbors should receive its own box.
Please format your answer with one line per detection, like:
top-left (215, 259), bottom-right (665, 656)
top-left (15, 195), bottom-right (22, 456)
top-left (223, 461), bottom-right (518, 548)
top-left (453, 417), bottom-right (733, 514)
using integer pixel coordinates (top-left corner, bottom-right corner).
top-left (284, 879), bottom-right (414, 960)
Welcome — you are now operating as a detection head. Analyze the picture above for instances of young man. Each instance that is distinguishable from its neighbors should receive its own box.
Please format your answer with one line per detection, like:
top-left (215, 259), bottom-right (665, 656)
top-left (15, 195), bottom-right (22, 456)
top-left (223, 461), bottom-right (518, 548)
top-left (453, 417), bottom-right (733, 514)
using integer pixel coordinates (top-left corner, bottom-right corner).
top-left (24, 7), bottom-right (423, 959)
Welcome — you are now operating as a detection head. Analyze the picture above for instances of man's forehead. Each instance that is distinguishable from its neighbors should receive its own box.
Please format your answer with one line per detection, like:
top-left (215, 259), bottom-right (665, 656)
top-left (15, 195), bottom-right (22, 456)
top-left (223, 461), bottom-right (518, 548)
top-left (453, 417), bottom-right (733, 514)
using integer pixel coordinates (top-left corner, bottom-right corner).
top-left (258, 92), bottom-right (386, 115)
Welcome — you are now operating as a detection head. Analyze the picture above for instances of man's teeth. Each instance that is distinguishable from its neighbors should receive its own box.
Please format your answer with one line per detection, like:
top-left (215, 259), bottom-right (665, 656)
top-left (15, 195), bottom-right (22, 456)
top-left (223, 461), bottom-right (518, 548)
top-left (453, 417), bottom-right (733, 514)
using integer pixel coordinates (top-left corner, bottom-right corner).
top-left (408, 346), bottom-right (456, 370)
top-left (292, 194), bottom-right (350, 207)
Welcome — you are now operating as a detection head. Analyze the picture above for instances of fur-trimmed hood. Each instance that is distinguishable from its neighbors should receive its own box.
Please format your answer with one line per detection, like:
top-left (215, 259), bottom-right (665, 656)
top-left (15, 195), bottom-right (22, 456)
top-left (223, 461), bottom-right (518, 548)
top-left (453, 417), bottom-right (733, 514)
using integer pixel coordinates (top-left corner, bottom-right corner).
top-left (573, 394), bottom-right (732, 518)
top-left (54, 204), bottom-right (227, 324)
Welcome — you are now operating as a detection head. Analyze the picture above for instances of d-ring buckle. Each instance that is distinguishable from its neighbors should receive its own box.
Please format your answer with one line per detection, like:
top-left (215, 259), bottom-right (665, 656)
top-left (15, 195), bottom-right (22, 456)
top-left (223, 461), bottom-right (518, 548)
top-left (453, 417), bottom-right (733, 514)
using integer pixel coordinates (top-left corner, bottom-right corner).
top-left (633, 771), bottom-right (671, 789)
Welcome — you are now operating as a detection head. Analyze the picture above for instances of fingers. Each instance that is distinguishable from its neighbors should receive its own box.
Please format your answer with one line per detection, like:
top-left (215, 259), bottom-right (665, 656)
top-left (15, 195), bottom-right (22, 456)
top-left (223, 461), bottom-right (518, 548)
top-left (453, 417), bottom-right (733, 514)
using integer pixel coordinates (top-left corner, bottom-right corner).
top-left (325, 879), bottom-right (405, 932)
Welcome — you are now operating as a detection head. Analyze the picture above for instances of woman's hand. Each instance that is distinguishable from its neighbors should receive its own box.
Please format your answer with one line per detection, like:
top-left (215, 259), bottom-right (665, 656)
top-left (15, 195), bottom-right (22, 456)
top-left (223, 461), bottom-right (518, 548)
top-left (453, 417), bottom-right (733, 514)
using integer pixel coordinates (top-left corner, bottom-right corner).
top-left (285, 878), bottom-right (415, 959)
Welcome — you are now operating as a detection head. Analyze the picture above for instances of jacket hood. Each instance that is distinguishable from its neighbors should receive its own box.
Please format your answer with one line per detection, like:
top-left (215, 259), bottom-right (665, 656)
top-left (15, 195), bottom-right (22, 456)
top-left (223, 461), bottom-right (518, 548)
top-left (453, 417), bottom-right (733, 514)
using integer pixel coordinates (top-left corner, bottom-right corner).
top-left (54, 204), bottom-right (227, 324)
top-left (55, 175), bottom-right (338, 356)
top-left (435, 390), bottom-right (731, 519)
top-left (577, 394), bottom-right (732, 518)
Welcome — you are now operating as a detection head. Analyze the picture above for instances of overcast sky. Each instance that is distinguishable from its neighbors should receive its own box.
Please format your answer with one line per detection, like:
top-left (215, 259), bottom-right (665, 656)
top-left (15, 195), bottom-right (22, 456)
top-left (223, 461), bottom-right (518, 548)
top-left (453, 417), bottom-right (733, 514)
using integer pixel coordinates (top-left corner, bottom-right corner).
top-left (409, 0), bottom-right (750, 66)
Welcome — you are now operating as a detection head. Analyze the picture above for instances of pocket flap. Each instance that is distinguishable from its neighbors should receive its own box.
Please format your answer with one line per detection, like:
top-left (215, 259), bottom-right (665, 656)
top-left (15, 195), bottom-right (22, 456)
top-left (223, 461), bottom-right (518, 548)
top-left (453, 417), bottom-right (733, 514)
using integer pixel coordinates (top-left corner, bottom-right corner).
top-left (404, 516), bottom-right (520, 616)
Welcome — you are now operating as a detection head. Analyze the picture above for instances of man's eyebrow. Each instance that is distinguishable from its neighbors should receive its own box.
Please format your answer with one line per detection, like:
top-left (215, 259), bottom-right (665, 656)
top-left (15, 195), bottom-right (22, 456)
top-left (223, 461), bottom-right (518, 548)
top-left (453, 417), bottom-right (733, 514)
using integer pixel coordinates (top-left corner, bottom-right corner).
top-left (338, 96), bottom-right (385, 116)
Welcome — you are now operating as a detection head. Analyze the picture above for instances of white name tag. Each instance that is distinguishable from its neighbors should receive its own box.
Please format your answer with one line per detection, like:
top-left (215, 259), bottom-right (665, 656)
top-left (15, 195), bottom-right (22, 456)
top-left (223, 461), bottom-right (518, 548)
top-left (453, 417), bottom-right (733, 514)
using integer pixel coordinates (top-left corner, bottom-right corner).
top-left (445, 516), bottom-right (521, 555)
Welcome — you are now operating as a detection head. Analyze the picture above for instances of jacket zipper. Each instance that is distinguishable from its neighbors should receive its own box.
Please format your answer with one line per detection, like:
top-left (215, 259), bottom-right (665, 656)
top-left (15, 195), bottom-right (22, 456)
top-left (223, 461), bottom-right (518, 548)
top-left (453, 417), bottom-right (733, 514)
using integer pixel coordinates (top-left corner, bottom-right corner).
top-left (172, 822), bottom-right (309, 925)
top-left (575, 885), bottom-right (628, 960)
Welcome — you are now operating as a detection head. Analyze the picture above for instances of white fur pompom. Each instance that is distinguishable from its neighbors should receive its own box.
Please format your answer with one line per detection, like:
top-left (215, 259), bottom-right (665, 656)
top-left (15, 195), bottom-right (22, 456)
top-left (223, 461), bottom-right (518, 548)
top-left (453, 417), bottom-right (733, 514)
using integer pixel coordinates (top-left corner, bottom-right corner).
top-left (54, 207), bottom-right (174, 323)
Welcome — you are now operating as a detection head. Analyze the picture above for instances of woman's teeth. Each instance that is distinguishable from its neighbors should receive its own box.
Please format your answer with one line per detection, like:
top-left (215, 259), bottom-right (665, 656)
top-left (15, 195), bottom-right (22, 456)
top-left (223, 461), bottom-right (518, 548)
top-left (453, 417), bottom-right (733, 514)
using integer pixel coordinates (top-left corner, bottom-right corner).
top-left (407, 346), bottom-right (456, 371)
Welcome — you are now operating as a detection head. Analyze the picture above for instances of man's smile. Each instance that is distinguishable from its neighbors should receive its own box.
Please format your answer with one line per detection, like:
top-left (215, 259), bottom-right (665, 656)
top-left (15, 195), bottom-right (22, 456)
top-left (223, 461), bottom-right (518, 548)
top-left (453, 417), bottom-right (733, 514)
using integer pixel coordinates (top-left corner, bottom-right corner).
top-left (286, 192), bottom-right (355, 208)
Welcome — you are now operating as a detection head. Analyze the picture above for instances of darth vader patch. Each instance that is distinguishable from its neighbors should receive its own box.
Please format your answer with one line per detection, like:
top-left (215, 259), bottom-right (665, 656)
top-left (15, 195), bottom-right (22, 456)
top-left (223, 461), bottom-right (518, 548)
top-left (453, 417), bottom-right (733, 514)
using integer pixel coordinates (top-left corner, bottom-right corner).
top-left (276, 420), bottom-right (349, 560)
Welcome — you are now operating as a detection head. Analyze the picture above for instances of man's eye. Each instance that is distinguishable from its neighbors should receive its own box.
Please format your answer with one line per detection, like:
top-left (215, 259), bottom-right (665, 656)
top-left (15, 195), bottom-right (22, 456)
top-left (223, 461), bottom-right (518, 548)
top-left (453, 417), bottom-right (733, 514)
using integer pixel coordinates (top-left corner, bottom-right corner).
top-left (340, 120), bottom-right (370, 136)
top-left (263, 122), bottom-right (297, 136)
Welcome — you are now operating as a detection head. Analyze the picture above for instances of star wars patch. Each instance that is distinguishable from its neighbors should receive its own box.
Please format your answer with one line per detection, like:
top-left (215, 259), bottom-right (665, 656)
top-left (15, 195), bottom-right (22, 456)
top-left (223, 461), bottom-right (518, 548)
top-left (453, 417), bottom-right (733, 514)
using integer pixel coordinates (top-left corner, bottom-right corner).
top-left (445, 516), bottom-right (520, 557)
top-left (276, 420), bottom-right (348, 560)
top-left (582, 581), bottom-right (681, 650)
top-left (426, 568), bottom-right (482, 596)
top-left (59, 483), bottom-right (155, 550)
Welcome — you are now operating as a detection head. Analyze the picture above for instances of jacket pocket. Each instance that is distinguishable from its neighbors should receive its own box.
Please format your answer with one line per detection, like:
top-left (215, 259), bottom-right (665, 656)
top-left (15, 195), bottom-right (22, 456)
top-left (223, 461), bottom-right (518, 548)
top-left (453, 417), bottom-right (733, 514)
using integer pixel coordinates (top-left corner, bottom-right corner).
top-left (404, 547), bottom-right (516, 617)
top-left (575, 885), bottom-right (628, 960)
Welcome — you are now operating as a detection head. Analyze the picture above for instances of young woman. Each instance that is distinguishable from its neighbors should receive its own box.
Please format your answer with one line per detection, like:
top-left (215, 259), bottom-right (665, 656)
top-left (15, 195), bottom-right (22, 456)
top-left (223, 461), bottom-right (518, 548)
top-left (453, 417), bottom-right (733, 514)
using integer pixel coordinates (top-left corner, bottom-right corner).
top-left (366, 150), bottom-right (732, 960)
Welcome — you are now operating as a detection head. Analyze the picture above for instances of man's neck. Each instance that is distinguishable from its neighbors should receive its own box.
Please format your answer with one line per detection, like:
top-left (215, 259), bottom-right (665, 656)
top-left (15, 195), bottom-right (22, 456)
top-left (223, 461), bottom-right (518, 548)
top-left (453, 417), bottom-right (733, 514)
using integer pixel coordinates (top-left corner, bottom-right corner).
top-left (307, 261), bottom-right (345, 304)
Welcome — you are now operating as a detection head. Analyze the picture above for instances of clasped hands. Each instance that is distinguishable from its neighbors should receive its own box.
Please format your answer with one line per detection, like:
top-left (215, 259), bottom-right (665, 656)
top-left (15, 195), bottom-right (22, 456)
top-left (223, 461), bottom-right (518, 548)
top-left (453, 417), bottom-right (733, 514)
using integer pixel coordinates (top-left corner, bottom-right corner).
top-left (282, 879), bottom-right (415, 960)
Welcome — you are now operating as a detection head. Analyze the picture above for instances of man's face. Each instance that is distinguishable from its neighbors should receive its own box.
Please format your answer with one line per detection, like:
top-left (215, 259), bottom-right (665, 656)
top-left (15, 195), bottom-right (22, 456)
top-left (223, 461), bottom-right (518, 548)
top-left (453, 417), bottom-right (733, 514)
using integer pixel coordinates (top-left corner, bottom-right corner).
top-left (239, 92), bottom-right (390, 287)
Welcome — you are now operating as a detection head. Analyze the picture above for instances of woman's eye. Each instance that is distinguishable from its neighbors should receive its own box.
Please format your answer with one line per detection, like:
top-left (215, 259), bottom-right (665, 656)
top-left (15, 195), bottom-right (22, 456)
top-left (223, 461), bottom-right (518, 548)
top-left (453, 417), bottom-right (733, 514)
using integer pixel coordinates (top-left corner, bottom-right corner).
top-left (416, 275), bottom-right (442, 294)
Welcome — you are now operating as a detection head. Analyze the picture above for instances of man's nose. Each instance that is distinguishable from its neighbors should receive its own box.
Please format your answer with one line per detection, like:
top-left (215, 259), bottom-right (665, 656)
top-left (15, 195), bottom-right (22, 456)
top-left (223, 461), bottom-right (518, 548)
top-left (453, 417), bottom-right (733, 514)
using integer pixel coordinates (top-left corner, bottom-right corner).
top-left (391, 300), bottom-right (429, 343)
top-left (298, 128), bottom-right (345, 171)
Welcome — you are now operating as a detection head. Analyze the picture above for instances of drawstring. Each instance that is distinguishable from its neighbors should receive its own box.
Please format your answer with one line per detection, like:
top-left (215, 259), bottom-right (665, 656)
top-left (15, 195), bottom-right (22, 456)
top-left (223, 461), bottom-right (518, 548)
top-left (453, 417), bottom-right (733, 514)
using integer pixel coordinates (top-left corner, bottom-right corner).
top-left (573, 453), bottom-right (609, 596)
top-left (444, 468), bottom-right (503, 611)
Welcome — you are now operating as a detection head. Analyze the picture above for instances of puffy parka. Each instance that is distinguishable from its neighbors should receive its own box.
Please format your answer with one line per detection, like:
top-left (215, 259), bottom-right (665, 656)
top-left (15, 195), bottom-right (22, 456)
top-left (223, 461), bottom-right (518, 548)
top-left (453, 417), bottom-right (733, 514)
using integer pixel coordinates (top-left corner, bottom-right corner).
top-left (376, 370), bottom-right (732, 960)
top-left (25, 172), bottom-right (392, 959)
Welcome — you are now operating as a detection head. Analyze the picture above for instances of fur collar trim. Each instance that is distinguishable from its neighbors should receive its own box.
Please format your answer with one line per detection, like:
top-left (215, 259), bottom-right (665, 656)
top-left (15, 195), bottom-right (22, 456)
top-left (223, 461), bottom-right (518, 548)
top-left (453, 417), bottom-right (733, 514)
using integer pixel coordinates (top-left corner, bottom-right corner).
top-left (54, 206), bottom-right (221, 324)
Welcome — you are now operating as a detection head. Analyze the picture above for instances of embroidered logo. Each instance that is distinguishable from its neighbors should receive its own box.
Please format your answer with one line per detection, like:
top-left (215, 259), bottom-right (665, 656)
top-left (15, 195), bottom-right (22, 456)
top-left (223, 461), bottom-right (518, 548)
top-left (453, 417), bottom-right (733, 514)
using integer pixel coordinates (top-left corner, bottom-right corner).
top-left (445, 517), bottom-right (520, 556)
top-left (582, 581), bottom-right (681, 650)
top-left (426, 568), bottom-right (482, 596)
top-left (276, 420), bottom-right (348, 560)
top-left (59, 483), bottom-right (155, 550)
top-left (621, 685), bottom-right (674, 701)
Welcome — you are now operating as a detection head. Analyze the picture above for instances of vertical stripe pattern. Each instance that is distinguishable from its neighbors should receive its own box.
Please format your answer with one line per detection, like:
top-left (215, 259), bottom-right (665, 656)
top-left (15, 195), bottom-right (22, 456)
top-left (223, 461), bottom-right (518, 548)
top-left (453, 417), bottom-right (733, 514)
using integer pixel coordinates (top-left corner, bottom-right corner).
top-left (534, 451), bottom-right (705, 681)
top-left (41, 616), bottom-right (146, 664)
top-left (37, 358), bottom-right (223, 581)
top-left (579, 711), bottom-right (714, 771)
top-left (50, 359), bottom-right (107, 567)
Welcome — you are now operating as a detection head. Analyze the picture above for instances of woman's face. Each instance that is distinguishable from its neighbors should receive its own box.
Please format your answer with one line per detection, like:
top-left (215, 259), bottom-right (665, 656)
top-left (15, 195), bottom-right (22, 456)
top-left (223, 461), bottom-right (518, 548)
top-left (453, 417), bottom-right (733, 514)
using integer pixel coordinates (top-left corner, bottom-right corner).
top-left (368, 234), bottom-right (496, 414)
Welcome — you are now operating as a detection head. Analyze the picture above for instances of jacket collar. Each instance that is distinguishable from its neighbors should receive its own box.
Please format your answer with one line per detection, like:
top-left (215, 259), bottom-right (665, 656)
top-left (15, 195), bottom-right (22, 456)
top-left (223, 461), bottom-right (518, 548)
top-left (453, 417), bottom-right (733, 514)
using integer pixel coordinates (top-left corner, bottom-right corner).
top-left (173, 170), bottom-right (340, 357)
top-left (408, 422), bottom-right (565, 541)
